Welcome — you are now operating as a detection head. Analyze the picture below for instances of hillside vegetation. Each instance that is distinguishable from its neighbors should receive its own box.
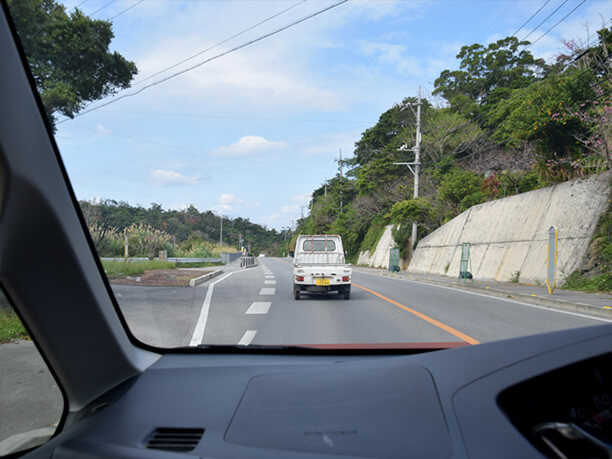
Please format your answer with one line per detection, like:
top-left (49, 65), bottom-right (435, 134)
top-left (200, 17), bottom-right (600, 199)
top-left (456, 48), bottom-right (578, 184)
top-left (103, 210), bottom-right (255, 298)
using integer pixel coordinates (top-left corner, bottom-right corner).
top-left (296, 31), bottom-right (611, 269)
top-left (80, 200), bottom-right (288, 258)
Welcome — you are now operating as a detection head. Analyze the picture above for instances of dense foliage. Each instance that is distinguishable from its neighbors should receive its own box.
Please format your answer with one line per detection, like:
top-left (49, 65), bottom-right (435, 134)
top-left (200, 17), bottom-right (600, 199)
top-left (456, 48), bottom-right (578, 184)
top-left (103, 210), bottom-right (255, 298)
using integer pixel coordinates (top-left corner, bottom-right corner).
top-left (80, 200), bottom-right (287, 257)
top-left (295, 28), bottom-right (611, 273)
top-left (7, 0), bottom-right (137, 128)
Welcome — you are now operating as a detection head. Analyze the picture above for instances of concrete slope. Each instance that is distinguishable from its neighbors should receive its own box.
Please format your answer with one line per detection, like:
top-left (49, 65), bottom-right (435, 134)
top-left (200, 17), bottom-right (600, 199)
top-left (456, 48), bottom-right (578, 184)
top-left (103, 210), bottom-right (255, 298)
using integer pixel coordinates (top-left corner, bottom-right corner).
top-left (357, 224), bottom-right (396, 269)
top-left (408, 171), bottom-right (611, 284)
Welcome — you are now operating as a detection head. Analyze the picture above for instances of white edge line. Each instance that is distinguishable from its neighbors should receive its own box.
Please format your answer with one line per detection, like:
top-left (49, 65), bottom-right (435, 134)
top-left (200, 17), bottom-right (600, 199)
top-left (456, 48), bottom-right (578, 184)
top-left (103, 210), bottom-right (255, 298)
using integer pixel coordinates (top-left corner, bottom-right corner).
top-left (238, 330), bottom-right (257, 345)
top-left (355, 270), bottom-right (612, 323)
top-left (189, 271), bottom-right (240, 346)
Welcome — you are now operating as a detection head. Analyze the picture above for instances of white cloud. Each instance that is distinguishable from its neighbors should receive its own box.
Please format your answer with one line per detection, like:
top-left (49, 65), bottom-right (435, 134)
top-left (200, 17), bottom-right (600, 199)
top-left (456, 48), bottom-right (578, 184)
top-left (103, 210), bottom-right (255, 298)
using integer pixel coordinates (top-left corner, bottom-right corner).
top-left (281, 204), bottom-right (299, 214)
top-left (148, 169), bottom-right (199, 186)
top-left (219, 193), bottom-right (242, 205)
top-left (96, 124), bottom-right (111, 134)
top-left (359, 41), bottom-right (420, 75)
top-left (211, 136), bottom-right (288, 158)
top-left (299, 131), bottom-right (360, 156)
top-left (213, 204), bottom-right (233, 213)
top-left (291, 193), bottom-right (312, 204)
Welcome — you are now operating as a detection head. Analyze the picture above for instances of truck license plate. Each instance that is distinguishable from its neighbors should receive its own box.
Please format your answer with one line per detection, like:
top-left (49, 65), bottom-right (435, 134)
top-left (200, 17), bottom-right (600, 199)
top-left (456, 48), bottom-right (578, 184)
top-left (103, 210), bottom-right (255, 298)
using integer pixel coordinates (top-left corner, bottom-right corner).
top-left (316, 278), bottom-right (330, 286)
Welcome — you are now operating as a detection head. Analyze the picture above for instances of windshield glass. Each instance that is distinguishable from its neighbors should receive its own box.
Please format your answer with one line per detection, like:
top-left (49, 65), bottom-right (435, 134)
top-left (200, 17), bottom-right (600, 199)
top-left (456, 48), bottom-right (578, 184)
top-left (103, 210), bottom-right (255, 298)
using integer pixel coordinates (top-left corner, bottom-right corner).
top-left (6, 0), bottom-right (611, 349)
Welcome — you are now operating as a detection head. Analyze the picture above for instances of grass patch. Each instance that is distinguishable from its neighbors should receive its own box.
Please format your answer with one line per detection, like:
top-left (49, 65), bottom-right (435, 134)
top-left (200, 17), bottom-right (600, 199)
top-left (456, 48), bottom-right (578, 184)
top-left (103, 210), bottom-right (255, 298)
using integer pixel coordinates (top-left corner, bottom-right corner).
top-left (0, 309), bottom-right (28, 342)
top-left (101, 260), bottom-right (176, 277)
top-left (562, 271), bottom-right (612, 293)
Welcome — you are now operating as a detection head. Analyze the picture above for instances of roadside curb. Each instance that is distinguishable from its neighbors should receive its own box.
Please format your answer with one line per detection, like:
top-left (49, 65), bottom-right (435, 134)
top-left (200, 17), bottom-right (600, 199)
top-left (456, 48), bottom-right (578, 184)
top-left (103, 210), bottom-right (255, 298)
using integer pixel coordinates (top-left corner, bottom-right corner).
top-left (189, 269), bottom-right (224, 287)
top-left (361, 269), bottom-right (612, 319)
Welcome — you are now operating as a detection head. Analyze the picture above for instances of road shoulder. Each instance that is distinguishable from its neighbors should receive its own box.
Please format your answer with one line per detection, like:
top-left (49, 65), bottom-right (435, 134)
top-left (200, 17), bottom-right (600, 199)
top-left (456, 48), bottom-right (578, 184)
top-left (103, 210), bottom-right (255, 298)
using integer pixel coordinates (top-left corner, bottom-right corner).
top-left (354, 267), bottom-right (612, 320)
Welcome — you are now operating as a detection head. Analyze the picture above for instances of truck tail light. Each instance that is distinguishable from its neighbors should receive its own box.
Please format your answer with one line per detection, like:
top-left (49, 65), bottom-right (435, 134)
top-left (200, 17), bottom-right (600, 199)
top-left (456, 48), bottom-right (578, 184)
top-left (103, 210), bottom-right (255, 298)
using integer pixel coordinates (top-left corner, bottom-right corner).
top-left (342, 276), bottom-right (350, 282)
top-left (296, 276), bottom-right (304, 281)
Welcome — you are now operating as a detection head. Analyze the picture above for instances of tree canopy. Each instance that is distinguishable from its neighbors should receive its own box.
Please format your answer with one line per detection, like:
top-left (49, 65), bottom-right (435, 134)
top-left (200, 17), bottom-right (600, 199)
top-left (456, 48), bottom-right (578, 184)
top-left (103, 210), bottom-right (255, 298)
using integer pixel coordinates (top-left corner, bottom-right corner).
top-left (7, 0), bottom-right (137, 127)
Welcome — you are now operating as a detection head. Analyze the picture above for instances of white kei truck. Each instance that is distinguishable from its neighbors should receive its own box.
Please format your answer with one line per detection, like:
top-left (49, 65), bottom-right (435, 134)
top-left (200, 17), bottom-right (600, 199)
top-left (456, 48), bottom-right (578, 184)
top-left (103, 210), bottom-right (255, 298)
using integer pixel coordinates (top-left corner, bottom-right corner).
top-left (292, 234), bottom-right (352, 300)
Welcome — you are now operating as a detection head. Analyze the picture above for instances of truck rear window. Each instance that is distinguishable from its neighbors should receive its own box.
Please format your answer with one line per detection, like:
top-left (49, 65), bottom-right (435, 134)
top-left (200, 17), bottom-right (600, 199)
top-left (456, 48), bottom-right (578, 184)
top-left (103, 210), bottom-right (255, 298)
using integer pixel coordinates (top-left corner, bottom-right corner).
top-left (303, 240), bottom-right (336, 252)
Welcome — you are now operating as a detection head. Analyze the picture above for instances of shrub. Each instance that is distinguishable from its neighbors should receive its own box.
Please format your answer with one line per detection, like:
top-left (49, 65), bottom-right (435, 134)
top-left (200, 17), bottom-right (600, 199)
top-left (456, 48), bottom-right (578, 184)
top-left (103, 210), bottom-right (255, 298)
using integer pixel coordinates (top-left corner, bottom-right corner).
top-left (439, 168), bottom-right (484, 211)
top-left (126, 223), bottom-right (172, 258)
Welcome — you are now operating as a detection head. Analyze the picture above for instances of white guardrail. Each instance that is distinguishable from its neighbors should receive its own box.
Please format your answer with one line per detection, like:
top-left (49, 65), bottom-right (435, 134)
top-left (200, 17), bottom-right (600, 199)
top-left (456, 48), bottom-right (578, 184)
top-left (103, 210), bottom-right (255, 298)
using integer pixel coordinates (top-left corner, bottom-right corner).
top-left (100, 257), bottom-right (222, 263)
top-left (240, 256), bottom-right (257, 268)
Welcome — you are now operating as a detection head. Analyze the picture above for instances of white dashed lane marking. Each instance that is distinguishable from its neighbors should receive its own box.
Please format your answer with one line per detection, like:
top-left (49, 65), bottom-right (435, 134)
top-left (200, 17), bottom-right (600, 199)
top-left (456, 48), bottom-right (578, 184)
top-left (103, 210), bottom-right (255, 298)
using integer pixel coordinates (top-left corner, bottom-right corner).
top-left (238, 330), bottom-right (257, 345)
top-left (259, 288), bottom-right (275, 295)
top-left (265, 280), bottom-right (276, 285)
top-left (246, 302), bottom-right (271, 314)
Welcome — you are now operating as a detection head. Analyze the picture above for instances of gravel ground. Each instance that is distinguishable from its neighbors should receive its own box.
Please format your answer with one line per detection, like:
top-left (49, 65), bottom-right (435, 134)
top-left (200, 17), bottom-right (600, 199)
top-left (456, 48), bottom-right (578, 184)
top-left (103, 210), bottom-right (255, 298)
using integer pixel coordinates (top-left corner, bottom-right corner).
top-left (109, 269), bottom-right (211, 287)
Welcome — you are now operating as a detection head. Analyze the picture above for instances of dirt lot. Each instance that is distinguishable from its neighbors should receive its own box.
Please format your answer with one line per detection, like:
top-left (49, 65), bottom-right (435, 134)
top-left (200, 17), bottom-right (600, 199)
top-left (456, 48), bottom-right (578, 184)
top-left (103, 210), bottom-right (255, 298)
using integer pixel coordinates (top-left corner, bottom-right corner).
top-left (109, 269), bottom-right (212, 287)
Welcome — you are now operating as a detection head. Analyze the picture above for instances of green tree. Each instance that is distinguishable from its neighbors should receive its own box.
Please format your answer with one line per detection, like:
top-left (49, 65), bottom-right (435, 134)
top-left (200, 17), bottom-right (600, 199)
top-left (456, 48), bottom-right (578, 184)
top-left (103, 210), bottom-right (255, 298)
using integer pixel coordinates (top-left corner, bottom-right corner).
top-left (420, 109), bottom-right (483, 166)
top-left (489, 69), bottom-right (598, 181)
top-left (433, 37), bottom-right (547, 119)
top-left (438, 168), bottom-right (484, 211)
top-left (7, 0), bottom-right (137, 127)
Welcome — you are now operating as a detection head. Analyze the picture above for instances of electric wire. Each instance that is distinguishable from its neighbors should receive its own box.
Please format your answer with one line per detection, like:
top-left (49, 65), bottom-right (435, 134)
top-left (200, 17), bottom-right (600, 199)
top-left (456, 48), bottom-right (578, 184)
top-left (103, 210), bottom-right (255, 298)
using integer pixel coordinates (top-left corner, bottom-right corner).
top-left (529, 0), bottom-right (588, 46)
top-left (70, 0), bottom-right (90, 11)
top-left (521, 0), bottom-right (569, 42)
top-left (57, 0), bottom-right (349, 123)
top-left (88, 0), bottom-right (117, 17)
top-left (511, 0), bottom-right (551, 37)
top-left (107, 0), bottom-right (145, 20)
top-left (481, 0), bottom-right (518, 37)
top-left (131, 0), bottom-right (308, 87)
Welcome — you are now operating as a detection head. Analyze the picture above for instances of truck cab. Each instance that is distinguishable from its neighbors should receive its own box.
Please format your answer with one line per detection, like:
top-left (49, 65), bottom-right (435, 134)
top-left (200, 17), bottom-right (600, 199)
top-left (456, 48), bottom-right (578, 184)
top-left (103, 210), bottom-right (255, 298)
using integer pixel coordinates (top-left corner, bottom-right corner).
top-left (293, 234), bottom-right (352, 300)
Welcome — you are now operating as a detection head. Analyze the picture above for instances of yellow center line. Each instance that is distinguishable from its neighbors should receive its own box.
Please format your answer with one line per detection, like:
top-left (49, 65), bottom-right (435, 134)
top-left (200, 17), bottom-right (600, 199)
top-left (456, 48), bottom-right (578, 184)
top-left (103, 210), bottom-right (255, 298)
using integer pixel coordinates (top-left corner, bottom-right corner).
top-left (352, 282), bottom-right (480, 345)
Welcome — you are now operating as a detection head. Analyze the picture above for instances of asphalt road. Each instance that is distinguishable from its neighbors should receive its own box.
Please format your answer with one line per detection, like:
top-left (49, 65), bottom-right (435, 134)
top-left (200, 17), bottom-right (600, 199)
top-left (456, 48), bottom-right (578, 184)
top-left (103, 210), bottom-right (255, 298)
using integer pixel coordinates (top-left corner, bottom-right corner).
top-left (116, 257), bottom-right (610, 348)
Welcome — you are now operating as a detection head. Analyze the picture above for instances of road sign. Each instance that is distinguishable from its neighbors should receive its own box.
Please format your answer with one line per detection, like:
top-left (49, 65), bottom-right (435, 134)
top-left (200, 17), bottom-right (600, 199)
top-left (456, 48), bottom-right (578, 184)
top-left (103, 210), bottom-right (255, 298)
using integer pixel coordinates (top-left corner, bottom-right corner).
top-left (546, 226), bottom-right (558, 295)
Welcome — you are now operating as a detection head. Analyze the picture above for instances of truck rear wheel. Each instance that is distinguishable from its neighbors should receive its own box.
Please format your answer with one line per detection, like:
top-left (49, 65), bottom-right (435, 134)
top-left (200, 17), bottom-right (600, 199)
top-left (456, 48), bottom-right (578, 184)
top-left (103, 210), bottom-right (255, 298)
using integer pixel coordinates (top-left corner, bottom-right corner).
top-left (343, 287), bottom-right (350, 300)
top-left (293, 286), bottom-right (300, 300)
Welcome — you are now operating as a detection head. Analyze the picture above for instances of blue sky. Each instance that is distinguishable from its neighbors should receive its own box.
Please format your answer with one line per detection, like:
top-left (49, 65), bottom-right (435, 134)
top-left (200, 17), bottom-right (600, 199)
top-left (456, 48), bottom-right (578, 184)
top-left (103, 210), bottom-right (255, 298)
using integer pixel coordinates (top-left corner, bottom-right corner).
top-left (53, 0), bottom-right (611, 230)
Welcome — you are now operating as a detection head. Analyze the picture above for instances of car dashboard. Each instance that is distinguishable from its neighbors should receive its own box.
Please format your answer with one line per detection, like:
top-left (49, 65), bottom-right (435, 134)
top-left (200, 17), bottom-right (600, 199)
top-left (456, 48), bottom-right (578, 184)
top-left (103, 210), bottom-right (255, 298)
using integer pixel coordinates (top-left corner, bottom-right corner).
top-left (24, 324), bottom-right (612, 459)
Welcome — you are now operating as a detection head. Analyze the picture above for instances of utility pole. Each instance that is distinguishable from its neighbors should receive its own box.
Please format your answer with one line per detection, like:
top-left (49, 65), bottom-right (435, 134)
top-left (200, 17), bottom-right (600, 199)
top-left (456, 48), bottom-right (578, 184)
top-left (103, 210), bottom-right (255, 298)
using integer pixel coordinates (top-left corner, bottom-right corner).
top-left (219, 215), bottom-right (223, 246)
top-left (393, 85), bottom-right (422, 250)
top-left (124, 227), bottom-right (128, 262)
top-left (338, 148), bottom-right (343, 213)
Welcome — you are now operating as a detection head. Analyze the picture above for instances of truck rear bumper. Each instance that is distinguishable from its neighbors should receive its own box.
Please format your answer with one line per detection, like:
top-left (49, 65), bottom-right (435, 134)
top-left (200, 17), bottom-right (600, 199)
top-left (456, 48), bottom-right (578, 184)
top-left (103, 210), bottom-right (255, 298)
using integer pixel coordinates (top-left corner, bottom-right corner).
top-left (294, 283), bottom-right (350, 293)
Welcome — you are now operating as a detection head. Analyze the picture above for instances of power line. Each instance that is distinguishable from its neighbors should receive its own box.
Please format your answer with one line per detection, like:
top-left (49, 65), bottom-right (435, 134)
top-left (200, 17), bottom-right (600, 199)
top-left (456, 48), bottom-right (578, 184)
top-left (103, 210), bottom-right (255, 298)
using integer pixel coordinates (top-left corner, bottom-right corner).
top-left (88, 0), bottom-right (118, 17)
top-left (107, 0), bottom-right (145, 20)
top-left (529, 0), bottom-right (587, 46)
top-left (95, 109), bottom-right (374, 124)
top-left (481, 0), bottom-right (518, 37)
top-left (521, 0), bottom-right (569, 42)
top-left (131, 0), bottom-right (307, 87)
top-left (511, 0), bottom-right (550, 37)
top-left (57, 0), bottom-right (349, 123)
top-left (70, 0), bottom-right (90, 11)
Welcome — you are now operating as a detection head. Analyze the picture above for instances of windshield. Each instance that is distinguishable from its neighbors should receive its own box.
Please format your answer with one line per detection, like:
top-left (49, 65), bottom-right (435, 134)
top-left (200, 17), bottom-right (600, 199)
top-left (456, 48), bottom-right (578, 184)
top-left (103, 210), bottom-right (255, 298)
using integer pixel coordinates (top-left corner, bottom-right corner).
top-left (5, 0), bottom-right (611, 350)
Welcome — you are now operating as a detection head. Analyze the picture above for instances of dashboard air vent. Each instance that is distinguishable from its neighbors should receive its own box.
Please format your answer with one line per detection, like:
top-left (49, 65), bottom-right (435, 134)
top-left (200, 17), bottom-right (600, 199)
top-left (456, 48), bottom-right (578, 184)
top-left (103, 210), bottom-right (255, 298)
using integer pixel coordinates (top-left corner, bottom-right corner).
top-left (144, 427), bottom-right (204, 452)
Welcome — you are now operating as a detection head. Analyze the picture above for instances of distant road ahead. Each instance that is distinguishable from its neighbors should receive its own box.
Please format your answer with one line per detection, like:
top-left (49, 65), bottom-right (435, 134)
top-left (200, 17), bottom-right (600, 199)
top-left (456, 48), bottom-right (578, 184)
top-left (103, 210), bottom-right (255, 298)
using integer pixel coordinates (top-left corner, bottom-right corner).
top-left (115, 257), bottom-right (609, 348)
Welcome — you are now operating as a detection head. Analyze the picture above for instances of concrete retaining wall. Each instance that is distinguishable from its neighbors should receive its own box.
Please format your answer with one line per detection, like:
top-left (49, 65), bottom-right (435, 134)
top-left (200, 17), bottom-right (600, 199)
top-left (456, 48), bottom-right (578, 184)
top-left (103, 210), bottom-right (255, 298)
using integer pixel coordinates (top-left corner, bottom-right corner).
top-left (357, 225), bottom-right (396, 269)
top-left (408, 171), bottom-right (611, 284)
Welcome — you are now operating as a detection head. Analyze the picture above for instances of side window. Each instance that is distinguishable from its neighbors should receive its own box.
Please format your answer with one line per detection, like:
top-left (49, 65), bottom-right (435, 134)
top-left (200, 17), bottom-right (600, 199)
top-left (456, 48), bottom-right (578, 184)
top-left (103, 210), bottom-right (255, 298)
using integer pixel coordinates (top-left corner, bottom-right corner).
top-left (0, 289), bottom-right (63, 456)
